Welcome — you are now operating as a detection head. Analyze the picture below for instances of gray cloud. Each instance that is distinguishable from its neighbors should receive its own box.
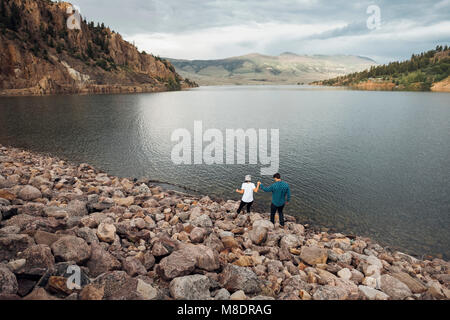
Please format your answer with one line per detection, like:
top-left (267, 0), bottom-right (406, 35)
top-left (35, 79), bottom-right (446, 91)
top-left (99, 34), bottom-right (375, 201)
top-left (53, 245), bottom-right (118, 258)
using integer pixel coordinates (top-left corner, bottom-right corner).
top-left (69, 0), bottom-right (450, 63)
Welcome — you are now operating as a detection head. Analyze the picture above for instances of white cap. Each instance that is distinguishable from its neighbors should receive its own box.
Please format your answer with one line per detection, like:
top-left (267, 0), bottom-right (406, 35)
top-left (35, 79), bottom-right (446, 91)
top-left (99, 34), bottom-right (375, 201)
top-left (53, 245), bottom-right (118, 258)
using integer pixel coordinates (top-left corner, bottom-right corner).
top-left (245, 175), bottom-right (251, 182)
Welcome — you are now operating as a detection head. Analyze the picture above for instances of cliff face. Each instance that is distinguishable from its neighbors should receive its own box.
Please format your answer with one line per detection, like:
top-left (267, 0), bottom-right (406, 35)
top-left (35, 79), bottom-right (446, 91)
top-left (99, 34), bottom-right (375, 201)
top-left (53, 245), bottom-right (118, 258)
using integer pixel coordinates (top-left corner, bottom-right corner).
top-left (0, 0), bottom-right (197, 96)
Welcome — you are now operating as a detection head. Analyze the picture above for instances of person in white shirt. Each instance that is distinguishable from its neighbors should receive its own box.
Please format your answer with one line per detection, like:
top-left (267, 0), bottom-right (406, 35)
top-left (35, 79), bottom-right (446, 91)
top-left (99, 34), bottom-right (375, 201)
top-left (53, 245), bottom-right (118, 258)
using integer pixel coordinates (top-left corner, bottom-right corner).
top-left (235, 175), bottom-right (260, 213)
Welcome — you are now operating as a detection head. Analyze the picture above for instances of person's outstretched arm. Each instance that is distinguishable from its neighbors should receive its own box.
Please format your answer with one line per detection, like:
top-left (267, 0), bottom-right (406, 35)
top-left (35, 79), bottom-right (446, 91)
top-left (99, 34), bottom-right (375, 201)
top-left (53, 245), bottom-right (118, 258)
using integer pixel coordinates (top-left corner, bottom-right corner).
top-left (236, 189), bottom-right (244, 194)
top-left (254, 182), bottom-right (260, 193)
top-left (259, 182), bottom-right (273, 192)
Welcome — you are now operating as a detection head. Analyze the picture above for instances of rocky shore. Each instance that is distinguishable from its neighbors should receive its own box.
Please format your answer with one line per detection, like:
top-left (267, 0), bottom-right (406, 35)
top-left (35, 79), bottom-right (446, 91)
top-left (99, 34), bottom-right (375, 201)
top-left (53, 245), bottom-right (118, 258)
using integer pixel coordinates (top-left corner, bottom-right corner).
top-left (0, 144), bottom-right (448, 300)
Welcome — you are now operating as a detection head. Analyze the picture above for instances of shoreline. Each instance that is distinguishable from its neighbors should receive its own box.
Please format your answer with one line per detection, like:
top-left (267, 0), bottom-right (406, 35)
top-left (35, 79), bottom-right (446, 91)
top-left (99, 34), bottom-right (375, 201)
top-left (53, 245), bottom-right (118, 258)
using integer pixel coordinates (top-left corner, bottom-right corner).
top-left (0, 144), bottom-right (449, 300)
top-left (310, 80), bottom-right (450, 93)
top-left (0, 83), bottom-right (197, 98)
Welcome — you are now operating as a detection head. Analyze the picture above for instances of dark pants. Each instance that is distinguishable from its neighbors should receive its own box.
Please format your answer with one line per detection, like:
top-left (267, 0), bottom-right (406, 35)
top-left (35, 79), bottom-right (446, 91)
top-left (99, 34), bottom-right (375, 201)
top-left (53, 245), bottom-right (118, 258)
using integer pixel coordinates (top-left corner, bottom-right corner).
top-left (237, 200), bottom-right (253, 213)
top-left (270, 203), bottom-right (285, 226)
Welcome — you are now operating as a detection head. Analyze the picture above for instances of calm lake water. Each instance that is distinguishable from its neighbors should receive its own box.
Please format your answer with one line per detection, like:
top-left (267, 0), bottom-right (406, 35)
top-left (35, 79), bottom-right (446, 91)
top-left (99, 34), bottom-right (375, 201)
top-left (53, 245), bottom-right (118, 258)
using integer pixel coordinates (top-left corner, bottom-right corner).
top-left (0, 85), bottom-right (449, 259)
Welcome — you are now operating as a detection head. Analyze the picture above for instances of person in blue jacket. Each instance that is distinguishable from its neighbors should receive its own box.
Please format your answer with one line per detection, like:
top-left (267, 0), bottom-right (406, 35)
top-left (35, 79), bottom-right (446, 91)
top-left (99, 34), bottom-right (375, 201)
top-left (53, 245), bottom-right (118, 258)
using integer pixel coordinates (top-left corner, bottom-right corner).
top-left (258, 173), bottom-right (291, 228)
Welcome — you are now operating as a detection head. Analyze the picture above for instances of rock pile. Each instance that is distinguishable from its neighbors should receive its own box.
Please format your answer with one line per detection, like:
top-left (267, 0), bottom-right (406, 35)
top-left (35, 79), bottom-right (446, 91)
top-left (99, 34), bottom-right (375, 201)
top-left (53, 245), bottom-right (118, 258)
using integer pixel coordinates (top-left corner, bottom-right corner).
top-left (0, 145), bottom-right (449, 300)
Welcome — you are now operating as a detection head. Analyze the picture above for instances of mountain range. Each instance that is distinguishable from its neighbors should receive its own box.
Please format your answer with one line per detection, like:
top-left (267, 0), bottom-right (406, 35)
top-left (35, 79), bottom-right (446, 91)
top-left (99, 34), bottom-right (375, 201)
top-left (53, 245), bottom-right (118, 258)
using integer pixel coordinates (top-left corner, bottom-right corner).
top-left (167, 53), bottom-right (377, 86)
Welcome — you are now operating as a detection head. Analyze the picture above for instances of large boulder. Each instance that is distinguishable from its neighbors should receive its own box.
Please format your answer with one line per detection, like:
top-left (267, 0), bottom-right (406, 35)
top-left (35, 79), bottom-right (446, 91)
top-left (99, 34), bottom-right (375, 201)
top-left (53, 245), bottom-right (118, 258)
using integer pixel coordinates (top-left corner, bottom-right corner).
top-left (86, 242), bottom-right (121, 277)
top-left (17, 185), bottom-right (42, 201)
top-left (51, 236), bottom-right (91, 264)
top-left (280, 234), bottom-right (300, 249)
top-left (219, 264), bottom-right (261, 294)
top-left (248, 226), bottom-right (268, 245)
top-left (0, 265), bottom-right (18, 294)
top-left (379, 274), bottom-right (412, 300)
top-left (300, 246), bottom-right (328, 265)
top-left (169, 274), bottom-right (211, 300)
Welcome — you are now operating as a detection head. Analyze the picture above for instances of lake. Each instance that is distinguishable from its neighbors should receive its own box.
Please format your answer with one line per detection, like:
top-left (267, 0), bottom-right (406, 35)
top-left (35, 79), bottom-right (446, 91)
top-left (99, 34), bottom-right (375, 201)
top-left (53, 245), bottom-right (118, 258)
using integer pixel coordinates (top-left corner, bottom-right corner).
top-left (0, 85), bottom-right (449, 259)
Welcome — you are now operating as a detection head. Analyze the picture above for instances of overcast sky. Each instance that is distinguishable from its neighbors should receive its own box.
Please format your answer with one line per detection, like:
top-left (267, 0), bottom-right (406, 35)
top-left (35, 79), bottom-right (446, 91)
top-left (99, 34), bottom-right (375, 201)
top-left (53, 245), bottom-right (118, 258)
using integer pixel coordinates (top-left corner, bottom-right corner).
top-left (67, 0), bottom-right (450, 63)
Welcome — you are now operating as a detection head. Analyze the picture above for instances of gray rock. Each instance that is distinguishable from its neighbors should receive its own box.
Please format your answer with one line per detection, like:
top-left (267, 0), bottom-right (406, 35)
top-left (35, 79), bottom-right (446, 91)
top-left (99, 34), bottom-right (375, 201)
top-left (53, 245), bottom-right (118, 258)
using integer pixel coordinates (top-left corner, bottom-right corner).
top-left (358, 285), bottom-right (390, 300)
top-left (337, 268), bottom-right (352, 280)
top-left (337, 252), bottom-right (353, 265)
top-left (0, 265), bottom-right (18, 294)
top-left (280, 234), bottom-right (300, 249)
top-left (219, 264), bottom-right (261, 294)
top-left (214, 288), bottom-right (231, 300)
top-left (75, 227), bottom-right (99, 244)
top-left (169, 274), bottom-right (211, 300)
top-left (66, 200), bottom-right (88, 217)
top-left (136, 278), bottom-right (160, 300)
top-left (191, 214), bottom-right (213, 228)
top-left (313, 285), bottom-right (348, 300)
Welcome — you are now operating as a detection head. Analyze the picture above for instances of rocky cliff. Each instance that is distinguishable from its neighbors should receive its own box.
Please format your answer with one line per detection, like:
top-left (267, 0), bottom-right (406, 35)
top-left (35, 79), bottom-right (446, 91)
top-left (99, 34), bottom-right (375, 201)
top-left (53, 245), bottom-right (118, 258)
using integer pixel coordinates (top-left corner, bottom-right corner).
top-left (0, 0), bottom-right (197, 96)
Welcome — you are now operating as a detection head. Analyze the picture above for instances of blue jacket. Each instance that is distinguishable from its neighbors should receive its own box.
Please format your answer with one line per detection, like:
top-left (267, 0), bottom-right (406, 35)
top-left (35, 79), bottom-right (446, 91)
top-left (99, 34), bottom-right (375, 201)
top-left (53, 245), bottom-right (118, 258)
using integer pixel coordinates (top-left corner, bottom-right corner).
top-left (260, 181), bottom-right (291, 207)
